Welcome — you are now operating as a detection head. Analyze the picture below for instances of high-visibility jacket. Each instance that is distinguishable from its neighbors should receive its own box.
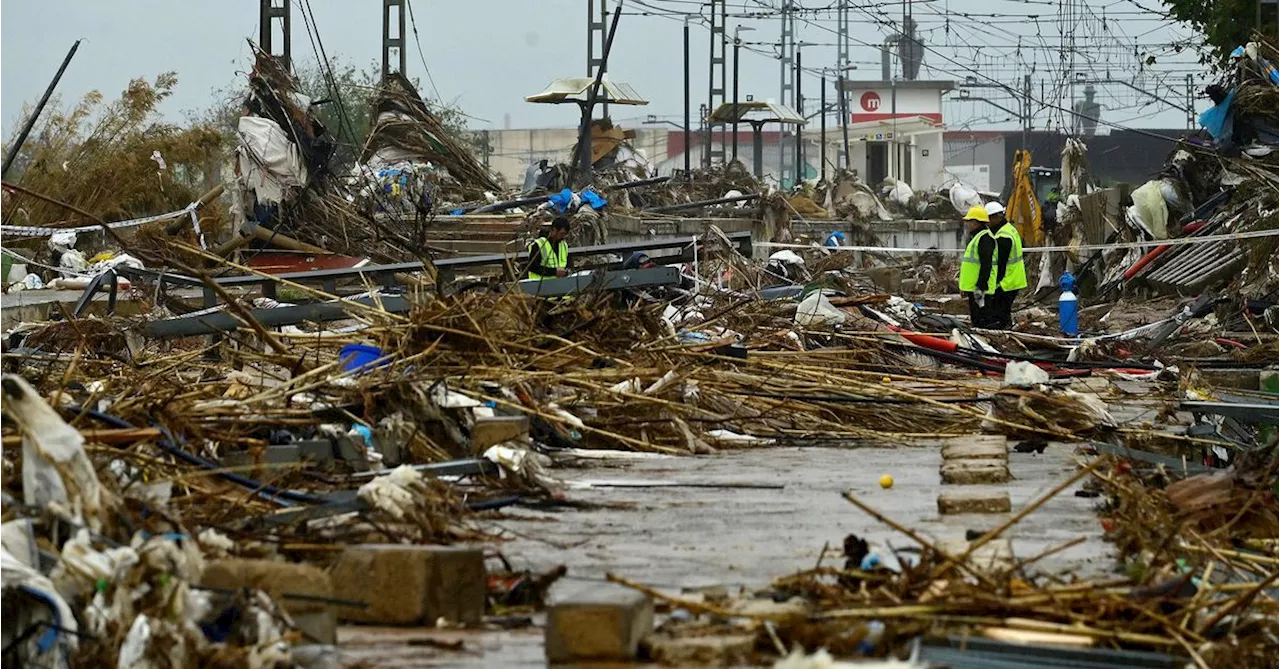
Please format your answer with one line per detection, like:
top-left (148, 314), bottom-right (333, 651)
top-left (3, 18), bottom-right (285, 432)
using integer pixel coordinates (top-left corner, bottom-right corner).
top-left (959, 229), bottom-right (996, 293)
top-left (528, 237), bottom-right (568, 280)
top-left (993, 222), bottom-right (1027, 291)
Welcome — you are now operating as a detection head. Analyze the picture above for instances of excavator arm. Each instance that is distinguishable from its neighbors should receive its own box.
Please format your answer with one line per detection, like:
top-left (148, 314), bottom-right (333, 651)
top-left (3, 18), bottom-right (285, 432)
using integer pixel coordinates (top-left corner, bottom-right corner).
top-left (1007, 149), bottom-right (1044, 247)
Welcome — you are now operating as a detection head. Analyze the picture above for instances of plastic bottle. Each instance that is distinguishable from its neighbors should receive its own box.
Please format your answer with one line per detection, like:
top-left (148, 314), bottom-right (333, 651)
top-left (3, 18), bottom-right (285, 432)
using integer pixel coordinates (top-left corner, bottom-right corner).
top-left (1059, 271), bottom-right (1078, 336)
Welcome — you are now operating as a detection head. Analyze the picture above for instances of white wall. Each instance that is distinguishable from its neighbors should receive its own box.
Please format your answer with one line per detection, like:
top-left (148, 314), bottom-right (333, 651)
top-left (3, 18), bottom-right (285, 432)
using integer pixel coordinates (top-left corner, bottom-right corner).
top-left (484, 127), bottom-right (670, 186)
top-left (911, 131), bottom-right (945, 190)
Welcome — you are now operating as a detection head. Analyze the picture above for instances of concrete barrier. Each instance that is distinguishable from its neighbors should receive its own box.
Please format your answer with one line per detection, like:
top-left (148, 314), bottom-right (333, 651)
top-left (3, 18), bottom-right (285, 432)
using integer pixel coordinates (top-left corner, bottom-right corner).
top-left (329, 545), bottom-right (485, 626)
top-left (545, 585), bottom-right (654, 663)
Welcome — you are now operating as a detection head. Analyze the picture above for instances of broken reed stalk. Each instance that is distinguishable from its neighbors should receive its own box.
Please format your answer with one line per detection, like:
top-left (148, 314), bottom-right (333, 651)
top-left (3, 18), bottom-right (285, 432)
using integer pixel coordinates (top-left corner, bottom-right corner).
top-left (841, 491), bottom-right (999, 591)
top-left (460, 389), bottom-right (683, 455)
top-left (604, 573), bottom-right (744, 620)
top-left (932, 458), bottom-right (1103, 583)
top-left (926, 615), bottom-right (1182, 647)
top-left (1015, 536), bottom-right (1087, 572)
top-left (1195, 569), bottom-right (1279, 636)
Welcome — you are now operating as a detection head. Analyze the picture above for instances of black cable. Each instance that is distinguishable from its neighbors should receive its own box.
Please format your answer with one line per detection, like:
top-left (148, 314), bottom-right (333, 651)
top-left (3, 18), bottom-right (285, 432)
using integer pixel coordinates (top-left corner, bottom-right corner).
top-left (66, 406), bottom-right (327, 505)
top-left (952, 345), bottom-right (1161, 370)
top-left (67, 406), bottom-right (524, 512)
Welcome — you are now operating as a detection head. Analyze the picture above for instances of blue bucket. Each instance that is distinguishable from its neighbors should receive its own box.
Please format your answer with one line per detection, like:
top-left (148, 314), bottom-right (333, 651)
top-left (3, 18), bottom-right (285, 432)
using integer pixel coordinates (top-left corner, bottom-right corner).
top-left (340, 344), bottom-right (389, 374)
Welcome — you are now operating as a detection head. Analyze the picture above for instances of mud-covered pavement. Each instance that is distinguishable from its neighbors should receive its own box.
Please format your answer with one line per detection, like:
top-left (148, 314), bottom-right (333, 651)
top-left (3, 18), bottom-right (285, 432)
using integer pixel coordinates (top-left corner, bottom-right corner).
top-left (338, 441), bottom-right (1111, 667)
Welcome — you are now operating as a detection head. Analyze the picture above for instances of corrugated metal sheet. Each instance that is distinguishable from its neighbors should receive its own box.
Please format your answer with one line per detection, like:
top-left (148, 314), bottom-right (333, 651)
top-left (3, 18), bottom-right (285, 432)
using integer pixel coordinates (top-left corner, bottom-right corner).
top-left (1134, 210), bottom-right (1248, 293)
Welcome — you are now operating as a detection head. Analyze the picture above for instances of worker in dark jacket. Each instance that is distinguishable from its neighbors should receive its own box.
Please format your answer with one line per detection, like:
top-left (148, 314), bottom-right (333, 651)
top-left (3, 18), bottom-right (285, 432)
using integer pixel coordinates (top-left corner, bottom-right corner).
top-left (959, 205), bottom-right (996, 328)
top-left (985, 201), bottom-right (1027, 329)
top-left (525, 217), bottom-right (571, 280)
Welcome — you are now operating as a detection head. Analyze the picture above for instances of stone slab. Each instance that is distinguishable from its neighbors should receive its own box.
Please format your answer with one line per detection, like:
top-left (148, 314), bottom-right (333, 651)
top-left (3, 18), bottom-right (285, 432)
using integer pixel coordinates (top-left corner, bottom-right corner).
top-left (545, 585), bottom-right (653, 663)
top-left (940, 459), bottom-right (1012, 485)
top-left (329, 545), bottom-right (485, 626)
top-left (200, 558), bottom-right (336, 644)
top-left (940, 436), bottom-right (1009, 461)
top-left (937, 490), bottom-right (1012, 515)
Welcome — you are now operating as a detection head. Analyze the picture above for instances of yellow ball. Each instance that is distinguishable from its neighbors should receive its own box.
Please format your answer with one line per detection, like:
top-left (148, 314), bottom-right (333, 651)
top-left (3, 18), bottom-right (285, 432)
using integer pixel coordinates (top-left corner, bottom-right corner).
top-left (879, 474), bottom-right (894, 489)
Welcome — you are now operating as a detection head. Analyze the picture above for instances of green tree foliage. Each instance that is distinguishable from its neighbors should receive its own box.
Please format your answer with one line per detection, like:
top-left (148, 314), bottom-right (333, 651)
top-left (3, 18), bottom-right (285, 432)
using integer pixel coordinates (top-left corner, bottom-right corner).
top-left (201, 58), bottom-right (487, 174)
top-left (4, 73), bottom-right (228, 229)
top-left (1160, 0), bottom-right (1277, 63)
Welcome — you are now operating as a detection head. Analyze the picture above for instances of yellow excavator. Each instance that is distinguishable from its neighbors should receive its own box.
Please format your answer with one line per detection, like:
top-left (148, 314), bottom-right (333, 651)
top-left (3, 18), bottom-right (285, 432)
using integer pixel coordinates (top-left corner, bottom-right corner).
top-left (1005, 149), bottom-right (1046, 247)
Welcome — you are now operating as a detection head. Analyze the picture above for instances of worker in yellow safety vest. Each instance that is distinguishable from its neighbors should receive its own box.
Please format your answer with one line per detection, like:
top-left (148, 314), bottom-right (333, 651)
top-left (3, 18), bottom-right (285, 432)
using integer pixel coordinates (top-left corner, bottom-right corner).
top-left (958, 205), bottom-right (996, 329)
top-left (984, 201), bottom-right (1027, 330)
top-left (525, 217), bottom-right (571, 280)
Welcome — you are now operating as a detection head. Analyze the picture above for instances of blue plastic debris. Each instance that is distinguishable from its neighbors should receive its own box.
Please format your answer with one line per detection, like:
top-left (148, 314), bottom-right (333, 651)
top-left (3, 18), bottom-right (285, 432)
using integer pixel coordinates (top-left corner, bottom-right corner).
top-left (339, 344), bottom-right (390, 374)
top-left (579, 187), bottom-right (608, 211)
top-left (548, 188), bottom-right (575, 213)
top-left (1197, 89), bottom-right (1236, 140)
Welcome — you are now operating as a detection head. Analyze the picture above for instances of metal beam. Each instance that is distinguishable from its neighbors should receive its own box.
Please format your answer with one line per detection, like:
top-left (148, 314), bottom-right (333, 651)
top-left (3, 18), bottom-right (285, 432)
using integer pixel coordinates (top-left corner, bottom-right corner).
top-left (518, 266), bottom-right (679, 297)
top-left (1179, 401), bottom-right (1280, 426)
top-left (778, 1), bottom-right (795, 185)
top-left (259, 0), bottom-right (291, 71)
top-left (145, 268), bottom-right (685, 338)
top-left (382, 0), bottom-right (407, 80)
top-left (707, 0), bottom-right (727, 164)
top-left (125, 232), bottom-right (753, 291)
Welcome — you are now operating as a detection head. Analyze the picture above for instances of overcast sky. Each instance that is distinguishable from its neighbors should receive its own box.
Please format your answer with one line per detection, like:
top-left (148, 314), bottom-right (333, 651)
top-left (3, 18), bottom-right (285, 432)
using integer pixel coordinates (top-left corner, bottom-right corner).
top-left (2, 0), bottom-right (1203, 137)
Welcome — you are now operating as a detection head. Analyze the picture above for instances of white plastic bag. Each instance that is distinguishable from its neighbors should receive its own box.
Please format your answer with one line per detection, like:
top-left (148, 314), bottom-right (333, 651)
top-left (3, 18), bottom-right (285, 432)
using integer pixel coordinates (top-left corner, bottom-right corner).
top-left (1003, 361), bottom-right (1050, 387)
top-left (3, 374), bottom-right (107, 528)
top-left (795, 291), bottom-right (846, 327)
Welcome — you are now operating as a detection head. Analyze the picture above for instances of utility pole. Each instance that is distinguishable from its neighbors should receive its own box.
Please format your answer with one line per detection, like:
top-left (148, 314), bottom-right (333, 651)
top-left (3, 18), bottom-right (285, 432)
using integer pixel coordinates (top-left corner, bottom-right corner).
top-left (1185, 73), bottom-right (1195, 129)
top-left (708, 0), bottom-right (727, 165)
top-left (838, 73), bottom-right (850, 171)
top-left (588, 0), bottom-right (609, 118)
top-left (836, 0), bottom-right (850, 169)
top-left (381, 0), bottom-right (406, 81)
top-left (737, 26), bottom-right (747, 163)
top-left (260, 0), bottom-right (291, 71)
top-left (779, 1), bottom-right (795, 186)
top-left (794, 47), bottom-right (803, 181)
top-left (820, 71), bottom-right (827, 182)
top-left (1023, 74), bottom-right (1032, 149)
top-left (700, 103), bottom-right (710, 167)
top-left (684, 17), bottom-right (692, 176)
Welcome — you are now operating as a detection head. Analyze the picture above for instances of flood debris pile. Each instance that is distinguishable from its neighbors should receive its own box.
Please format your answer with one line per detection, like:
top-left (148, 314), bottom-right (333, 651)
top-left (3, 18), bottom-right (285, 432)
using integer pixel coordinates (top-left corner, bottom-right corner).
top-left (357, 72), bottom-right (502, 214)
top-left (604, 454), bottom-right (1277, 668)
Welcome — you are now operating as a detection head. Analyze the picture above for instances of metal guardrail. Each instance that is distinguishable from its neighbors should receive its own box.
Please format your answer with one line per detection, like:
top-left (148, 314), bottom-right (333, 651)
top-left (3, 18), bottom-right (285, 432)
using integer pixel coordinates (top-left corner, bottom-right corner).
top-left (145, 267), bottom-right (682, 338)
top-left (121, 232), bottom-right (751, 298)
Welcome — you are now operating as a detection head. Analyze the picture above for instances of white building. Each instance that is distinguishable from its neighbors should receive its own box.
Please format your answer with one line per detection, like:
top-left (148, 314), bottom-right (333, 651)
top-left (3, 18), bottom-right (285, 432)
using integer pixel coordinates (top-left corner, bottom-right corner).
top-left (836, 79), bottom-right (954, 190)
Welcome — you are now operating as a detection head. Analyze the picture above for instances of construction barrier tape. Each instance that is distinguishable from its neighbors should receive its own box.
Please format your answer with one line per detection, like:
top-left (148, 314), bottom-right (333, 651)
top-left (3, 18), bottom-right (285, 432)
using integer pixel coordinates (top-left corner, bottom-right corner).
top-left (0, 203), bottom-right (199, 238)
top-left (755, 228), bottom-right (1280, 255)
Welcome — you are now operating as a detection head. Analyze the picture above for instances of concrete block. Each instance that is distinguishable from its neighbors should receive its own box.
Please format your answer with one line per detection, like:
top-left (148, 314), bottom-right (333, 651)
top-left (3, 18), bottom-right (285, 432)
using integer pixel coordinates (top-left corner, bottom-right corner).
top-left (940, 459), bottom-right (1011, 485)
top-left (200, 559), bottom-right (336, 644)
top-left (329, 545), bottom-right (485, 626)
top-left (546, 585), bottom-right (654, 663)
top-left (937, 490), bottom-right (1012, 515)
top-left (647, 634), bottom-right (756, 666)
top-left (470, 415), bottom-right (530, 450)
top-left (1200, 368), bottom-right (1261, 391)
top-left (940, 436), bottom-right (1008, 461)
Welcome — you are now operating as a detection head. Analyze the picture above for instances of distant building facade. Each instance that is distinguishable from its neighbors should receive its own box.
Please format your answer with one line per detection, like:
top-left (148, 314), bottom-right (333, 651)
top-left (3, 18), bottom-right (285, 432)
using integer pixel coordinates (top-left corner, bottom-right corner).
top-left (481, 125), bottom-right (1191, 195)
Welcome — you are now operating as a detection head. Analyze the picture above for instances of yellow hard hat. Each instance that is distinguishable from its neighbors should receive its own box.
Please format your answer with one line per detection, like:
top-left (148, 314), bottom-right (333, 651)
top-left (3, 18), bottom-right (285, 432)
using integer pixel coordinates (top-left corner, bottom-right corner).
top-left (964, 205), bottom-right (989, 222)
